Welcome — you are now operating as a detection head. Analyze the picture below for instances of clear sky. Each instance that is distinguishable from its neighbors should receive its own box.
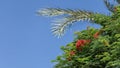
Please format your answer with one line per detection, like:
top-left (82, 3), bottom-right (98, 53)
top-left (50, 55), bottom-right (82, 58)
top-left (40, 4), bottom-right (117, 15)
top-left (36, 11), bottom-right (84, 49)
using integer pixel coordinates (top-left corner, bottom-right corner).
top-left (0, 0), bottom-right (109, 68)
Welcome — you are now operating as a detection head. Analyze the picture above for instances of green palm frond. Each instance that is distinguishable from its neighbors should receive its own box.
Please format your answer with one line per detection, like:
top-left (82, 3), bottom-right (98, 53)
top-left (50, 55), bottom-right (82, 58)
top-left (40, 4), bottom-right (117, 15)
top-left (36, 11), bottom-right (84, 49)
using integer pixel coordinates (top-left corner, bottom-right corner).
top-left (37, 8), bottom-right (94, 37)
top-left (104, 0), bottom-right (114, 12)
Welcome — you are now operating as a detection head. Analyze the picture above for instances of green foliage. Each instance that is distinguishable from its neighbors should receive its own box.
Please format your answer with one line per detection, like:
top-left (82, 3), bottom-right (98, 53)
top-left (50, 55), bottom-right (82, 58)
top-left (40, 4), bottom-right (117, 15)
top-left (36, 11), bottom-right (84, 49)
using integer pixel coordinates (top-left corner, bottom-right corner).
top-left (38, 0), bottom-right (120, 68)
top-left (52, 5), bottom-right (120, 68)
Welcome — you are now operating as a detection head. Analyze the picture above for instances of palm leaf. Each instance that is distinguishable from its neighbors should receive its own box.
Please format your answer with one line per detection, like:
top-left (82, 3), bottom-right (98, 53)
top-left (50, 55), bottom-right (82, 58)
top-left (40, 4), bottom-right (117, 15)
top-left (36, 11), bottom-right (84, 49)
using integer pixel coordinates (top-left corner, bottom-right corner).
top-left (104, 0), bottom-right (114, 12)
top-left (37, 8), bottom-right (95, 37)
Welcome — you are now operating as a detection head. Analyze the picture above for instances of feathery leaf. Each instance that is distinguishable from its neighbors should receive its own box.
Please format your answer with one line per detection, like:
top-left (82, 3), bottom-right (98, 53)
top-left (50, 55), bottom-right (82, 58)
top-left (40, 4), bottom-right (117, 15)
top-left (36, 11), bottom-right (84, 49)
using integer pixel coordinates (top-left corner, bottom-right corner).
top-left (51, 10), bottom-right (93, 37)
top-left (104, 0), bottom-right (114, 12)
top-left (38, 8), bottom-right (95, 37)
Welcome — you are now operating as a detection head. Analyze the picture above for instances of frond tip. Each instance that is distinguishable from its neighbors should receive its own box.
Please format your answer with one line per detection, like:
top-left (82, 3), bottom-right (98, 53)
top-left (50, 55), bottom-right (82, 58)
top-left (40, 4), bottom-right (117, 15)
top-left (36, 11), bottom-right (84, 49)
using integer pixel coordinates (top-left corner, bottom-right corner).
top-left (37, 8), bottom-right (62, 16)
top-left (37, 8), bottom-right (72, 17)
top-left (51, 17), bottom-right (75, 37)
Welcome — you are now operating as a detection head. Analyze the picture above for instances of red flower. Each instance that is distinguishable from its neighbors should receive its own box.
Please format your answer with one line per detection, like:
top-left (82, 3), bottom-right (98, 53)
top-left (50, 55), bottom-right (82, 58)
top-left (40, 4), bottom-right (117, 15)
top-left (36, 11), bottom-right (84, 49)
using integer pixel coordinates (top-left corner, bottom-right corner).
top-left (76, 39), bottom-right (90, 50)
top-left (93, 32), bottom-right (100, 38)
top-left (70, 51), bottom-right (75, 56)
top-left (76, 40), bottom-right (83, 49)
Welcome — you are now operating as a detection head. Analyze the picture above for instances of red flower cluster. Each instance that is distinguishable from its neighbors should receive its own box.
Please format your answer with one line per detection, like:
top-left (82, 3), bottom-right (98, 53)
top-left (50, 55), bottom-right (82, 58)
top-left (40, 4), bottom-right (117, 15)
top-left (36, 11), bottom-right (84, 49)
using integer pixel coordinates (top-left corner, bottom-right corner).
top-left (93, 32), bottom-right (100, 38)
top-left (70, 51), bottom-right (75, 56)
top-left (76, 40), bottom-right (90, 50)
top-left (67, 40), bottom-right (91, 61)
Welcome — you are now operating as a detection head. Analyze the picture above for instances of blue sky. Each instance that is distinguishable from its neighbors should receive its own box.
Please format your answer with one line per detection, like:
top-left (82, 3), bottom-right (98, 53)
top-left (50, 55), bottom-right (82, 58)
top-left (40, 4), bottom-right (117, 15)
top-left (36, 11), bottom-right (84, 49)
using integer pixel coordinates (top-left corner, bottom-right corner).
top-left (0, 0), bottom-right (109, 68)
